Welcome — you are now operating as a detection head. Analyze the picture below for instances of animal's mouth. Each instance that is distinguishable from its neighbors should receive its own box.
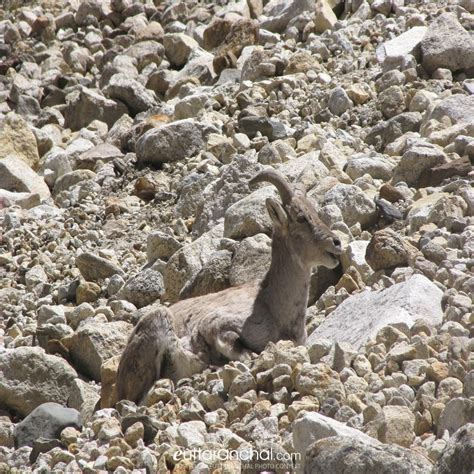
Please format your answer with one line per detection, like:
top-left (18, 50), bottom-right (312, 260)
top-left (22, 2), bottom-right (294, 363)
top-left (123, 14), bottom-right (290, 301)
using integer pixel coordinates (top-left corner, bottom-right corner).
top-left (326, 250), bottom-right (342, 264)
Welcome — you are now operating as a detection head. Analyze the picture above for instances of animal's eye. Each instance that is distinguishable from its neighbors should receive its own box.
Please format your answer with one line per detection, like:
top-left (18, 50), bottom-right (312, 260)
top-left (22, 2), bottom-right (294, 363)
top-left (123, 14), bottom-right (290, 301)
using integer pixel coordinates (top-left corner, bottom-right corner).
top-left (296, 213), bottom-right (306, 223)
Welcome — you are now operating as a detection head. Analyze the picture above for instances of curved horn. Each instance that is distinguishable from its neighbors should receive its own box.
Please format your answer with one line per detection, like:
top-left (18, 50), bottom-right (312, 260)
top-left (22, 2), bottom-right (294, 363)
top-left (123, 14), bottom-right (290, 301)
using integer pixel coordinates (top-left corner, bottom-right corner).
top-left (249, 169), bottom-right (293, 205)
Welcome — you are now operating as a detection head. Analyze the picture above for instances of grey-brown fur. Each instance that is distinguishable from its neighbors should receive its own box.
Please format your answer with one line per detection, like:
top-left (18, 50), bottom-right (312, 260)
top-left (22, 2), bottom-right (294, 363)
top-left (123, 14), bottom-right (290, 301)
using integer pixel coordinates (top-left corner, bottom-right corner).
top-left (116, 169), bottom-right (342, 403)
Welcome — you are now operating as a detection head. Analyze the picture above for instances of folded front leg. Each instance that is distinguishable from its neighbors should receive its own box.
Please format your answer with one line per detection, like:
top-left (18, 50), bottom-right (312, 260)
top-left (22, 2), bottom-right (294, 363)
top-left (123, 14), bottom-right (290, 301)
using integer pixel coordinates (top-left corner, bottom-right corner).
top-left (215, 330), bottom-right (257, 363)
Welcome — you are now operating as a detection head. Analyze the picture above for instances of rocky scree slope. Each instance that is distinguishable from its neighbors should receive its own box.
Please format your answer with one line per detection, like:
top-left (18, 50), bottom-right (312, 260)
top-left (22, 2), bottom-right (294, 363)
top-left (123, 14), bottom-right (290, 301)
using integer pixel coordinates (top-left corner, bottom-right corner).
top-left (0, 0), bottom-right (473, 472)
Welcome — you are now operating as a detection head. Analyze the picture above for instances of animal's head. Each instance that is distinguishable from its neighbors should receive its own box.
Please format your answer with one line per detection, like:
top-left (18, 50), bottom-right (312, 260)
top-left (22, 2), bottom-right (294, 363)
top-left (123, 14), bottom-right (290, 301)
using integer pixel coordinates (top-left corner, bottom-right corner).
top-left (250, 169), bottom-right (342, 269)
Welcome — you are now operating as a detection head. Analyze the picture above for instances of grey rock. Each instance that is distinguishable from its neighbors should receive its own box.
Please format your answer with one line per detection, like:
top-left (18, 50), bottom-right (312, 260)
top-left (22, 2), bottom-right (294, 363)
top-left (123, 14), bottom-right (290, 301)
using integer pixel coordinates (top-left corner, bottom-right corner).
top-left (278, 152), bottom-right (329, 190)
top-left (293, 412), bottom-right (375, 468)
top-left (308, 275), bottom-right (443, 350)
top-left (53, 170), bottom-right (96, 195)
top-left (176, 171), bottom-right (216, 219)
top-left (322, 184), bottom-right (376, 228)
top-left (427, 94), bottom-right (474, 125)
top-left (136, 119), bottom-right (219, 165)
top-left (77, 143), bottom-right (123, 169)
top-left (124, 40), bottom-right (165, 71)
top-left (393, 142), bottom-right (447, 187)
top-left (260, 0), bottom-right (314, 33)
top-left (176, 420), bottom-right (206, 448)
top-left (68, 379), bottom-right (100, 424)
top-left (75, 252), bottom-right (123, 281)
top-left (328, 87), bottom-right (353, 116)
top-left (164, 224), bottom-right (224, 302)
top-left (117, 269), bottom-right (165, 308)
top-left (238, 116), bottom-right (287, 141)
top-left (421, 13), bottom-right (474, 74)
top-left (438, 398), bottom-right (474, 437)
top-left (0, 347), bottom-right (78, 417)
top-left (68, 321), bottom-right (132, 381)
top-left (105, 73), bottom-right (157, 115)
top-left (147, 231), bottom-right (182, 261)
top-left (365, 112), bottom-right (422, 151)
top-left (229, 233), bottom-right (271, 286)
top-left (345, 152), bottom-right (394, 181)
top-left (163, 33), bottom-right (200, 67)
top-left (193, 154), bottom-right (261, 235)
top-left (224, 186), bottom-right (276, 239)
top-left (0, 190), bottom-right (40, 209)
top-left (0, 155), bottom-right (50, 200)
top-left (305, 435), bottom-right (432, 474)
top-left (434, 423), bottom-right (474, 474)
top-left (180, 250), bottom-right (231, 299)
top-left (64, 87), bottom-right (128, 131)
top-left (13, 403), bottom-right (82, 448)
top-left (378, 85), bottom-right (406, 119)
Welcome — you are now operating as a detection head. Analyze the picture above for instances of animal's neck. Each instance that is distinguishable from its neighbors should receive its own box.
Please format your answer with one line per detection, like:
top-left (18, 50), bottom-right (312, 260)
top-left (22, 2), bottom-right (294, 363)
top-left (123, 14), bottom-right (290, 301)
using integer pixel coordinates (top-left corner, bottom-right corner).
top-left (256, 232), bottom-right (311, 341)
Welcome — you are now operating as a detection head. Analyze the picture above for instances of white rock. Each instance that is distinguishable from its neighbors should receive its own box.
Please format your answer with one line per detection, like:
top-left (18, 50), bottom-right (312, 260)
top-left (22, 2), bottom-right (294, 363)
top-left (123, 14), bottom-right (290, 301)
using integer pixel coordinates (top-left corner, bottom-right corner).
top-left (176, 421), bottom-right (207, 448)
top-left (0, 155), bottom-right (50, 200)
top-left (307, 275), bottom-right (443, 350)
top-left (376, 26), bottom-right (427, 70)
top-left (293, 412), bottom-right (376, 470)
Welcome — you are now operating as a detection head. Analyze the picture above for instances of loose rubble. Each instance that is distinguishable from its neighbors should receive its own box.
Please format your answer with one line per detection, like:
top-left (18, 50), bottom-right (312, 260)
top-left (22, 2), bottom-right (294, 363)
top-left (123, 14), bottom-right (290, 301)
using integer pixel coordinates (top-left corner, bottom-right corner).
top-left (0, 0), bottom-right (473, 472)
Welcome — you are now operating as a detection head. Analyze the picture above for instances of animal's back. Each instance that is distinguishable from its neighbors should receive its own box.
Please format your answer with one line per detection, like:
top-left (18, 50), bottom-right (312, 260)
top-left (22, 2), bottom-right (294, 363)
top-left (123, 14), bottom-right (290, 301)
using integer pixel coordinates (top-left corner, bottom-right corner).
top-left (171, 282), bottom-right (260, 336)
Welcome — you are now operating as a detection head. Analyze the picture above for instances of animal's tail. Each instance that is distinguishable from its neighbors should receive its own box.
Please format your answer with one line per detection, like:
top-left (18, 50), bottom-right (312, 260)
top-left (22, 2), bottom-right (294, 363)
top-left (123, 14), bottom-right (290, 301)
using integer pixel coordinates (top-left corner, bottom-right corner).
top-left (116, 305), bottom-right (206, 404)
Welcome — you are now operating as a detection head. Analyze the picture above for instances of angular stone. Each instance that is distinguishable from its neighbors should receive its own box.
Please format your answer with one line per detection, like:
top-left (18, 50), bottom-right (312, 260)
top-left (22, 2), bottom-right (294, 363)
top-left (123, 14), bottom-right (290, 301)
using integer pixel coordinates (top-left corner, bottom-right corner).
top-left (0, 113), bottom-right (40, 169)
top-left (0, 155), bottom-right (50, 200)
top-left (293, 412), bottom-right (375, 466)
top-left (224, 186), bottom-right (276, 239)
top-left (68, 321), bottom-right (132, 381)
top-left (117, 269), bottom-right (165, 308)
top-left (322, 184), bottom-right (376, 228)
top-left (365, 228), bottom-right (418, 272)
top-left (136, 119), bottom-right (219, 165)
top-left (163, 33), bottom-right (200, 68)
top-left (260, 0), bottom-right (314, 33)
top-left (433, 424), bottom-right (474, 474)
top-left (421, 13), bottom-right (474, 74)
top-left (305, 435), bottom-right (432, 474)
top-left (307, 275), bottom-right (443, 350)
top-left (105, 73), bottom-right (157, 116)
top-left (374, 405), bottom-right (415, 448)
top-left (75, 252), bottom-right (123, 282)
top-left (64, 88), bottom-right (128, 131)
top-left (0, 347), bottom-right (78, 417)
top-left (376, 26), bottom-right (427, 70)
top-left (13, 403), bottom-right (82, 448)
top-left (392, 143), bottom-right (447, 187)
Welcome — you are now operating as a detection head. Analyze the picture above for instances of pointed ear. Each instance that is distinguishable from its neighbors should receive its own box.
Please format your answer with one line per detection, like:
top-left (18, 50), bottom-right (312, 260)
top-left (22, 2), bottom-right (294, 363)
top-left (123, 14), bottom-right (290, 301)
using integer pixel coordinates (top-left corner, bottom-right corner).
top-left (266, 198), bottom-right (288, 230)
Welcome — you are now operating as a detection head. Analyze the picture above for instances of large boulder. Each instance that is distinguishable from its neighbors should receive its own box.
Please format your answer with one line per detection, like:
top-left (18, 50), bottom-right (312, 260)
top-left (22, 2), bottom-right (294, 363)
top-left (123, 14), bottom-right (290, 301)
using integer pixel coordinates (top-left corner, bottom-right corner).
top-left (164, 224), bottom-right (224, 302)
top-left (307, 275), bottom-right (443, 350)
top-left (104, 73), bottom-right (157, 115)
top-left (376, 26), bottom-right (427, 70)
top-left (433, 423), bottom-right (474, 474)
top-left (260, 0), bottom-right (314, 33)
top-left (304, 435), bottom-right (432, 474)
top-left (13, 403), bottom-right (82, 448)
top-left (64, 87), bottom-right (128, 131)
top-left (223, 186), bottom-right (276, 239)
top-left (136, 119), bottom-right (219, 165)
top-left (0, 347), bottom-right (78, 417)
top-left (293, 411), bottom-right (375, 467)
top-left (67, 321), bottom-right (132, 381)
top-left (421, 13), bottom-right (474, 74)
top-left (322, 184), bottom-right (376, 228)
